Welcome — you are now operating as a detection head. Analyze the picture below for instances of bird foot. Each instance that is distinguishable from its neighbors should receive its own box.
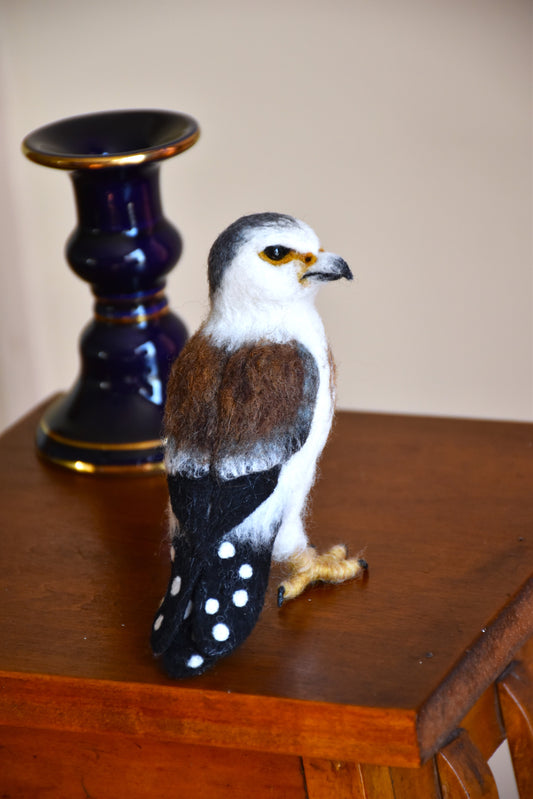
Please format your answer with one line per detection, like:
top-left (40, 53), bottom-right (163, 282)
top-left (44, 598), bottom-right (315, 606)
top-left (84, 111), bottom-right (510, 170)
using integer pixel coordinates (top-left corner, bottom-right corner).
top-left (277, 544), bottom-right (368, 606)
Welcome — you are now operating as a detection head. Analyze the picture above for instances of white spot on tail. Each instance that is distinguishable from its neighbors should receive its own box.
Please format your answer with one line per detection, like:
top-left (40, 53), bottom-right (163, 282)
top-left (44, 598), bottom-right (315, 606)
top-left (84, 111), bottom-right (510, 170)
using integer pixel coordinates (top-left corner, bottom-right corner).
top-left (205, 598), bottom-right (220, 615)
top-left (212, 623), bottom-right (230, 642)
top-left (239, 564), bottom-right (253, 579)
top-left (187, 654), bottom-right (204, 669)
top-left (218, 541), bottom-right (236, 559)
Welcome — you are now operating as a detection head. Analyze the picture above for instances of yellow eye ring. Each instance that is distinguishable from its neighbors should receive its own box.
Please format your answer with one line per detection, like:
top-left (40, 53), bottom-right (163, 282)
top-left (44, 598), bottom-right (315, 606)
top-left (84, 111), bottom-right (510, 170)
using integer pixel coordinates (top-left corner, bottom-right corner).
top-left (259, 248), bottom-right (295, 266)
top-left (258, 249), bottom-right (317, 268)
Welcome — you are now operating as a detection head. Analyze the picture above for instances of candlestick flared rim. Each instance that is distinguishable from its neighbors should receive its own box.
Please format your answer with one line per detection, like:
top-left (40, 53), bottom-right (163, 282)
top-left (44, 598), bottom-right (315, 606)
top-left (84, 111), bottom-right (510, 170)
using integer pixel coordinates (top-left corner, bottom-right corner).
top-left (22, 109), bottom-right (199, 170)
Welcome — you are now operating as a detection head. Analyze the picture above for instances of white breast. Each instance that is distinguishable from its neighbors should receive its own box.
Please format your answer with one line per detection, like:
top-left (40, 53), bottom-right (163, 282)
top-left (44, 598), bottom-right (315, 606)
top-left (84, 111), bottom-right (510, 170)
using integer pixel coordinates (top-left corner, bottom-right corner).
top-left (206, 300), bottom-right (335, 560)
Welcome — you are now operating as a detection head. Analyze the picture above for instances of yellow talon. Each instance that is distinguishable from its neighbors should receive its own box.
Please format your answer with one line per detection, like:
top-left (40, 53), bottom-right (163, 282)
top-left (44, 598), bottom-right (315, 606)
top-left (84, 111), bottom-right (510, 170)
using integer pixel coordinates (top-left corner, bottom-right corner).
top-left (278, 544), bottom-right (368, 606)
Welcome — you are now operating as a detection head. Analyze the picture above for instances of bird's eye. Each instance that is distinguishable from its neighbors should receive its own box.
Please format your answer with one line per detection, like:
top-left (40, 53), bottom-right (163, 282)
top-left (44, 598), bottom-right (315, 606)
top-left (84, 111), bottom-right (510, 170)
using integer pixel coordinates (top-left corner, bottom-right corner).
top-left (262, 245), bottom-right (292, 262)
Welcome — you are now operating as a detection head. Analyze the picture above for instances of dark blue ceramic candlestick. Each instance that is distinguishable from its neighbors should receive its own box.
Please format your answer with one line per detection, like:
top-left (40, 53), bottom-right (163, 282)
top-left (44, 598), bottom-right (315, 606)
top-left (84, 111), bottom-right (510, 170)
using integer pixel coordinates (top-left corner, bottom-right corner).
top-left (22, 109), bottom-right (200, 473)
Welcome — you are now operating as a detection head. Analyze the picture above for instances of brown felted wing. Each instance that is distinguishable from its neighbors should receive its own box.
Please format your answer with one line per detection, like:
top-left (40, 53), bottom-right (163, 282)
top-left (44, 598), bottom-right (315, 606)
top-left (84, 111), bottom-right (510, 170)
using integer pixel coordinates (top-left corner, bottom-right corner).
top-left (164, 333), bottom-right (319, 474)
top-left (164, 330), bottom-right (225, 459)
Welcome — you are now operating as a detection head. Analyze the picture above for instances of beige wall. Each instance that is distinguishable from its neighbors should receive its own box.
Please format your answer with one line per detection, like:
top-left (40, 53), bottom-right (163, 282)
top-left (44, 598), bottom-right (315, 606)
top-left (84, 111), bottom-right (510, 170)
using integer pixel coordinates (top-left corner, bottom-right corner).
top-left (0, 0), bottom-right (531, 432)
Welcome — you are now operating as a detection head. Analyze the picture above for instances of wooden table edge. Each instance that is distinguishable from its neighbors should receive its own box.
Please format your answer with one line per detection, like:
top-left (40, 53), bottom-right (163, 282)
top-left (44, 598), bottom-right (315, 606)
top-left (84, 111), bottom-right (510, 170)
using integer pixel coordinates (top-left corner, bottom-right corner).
top-left (416, 574), bottom-right (533, 761)
top-left (0, 669), bottom-right (421, 768)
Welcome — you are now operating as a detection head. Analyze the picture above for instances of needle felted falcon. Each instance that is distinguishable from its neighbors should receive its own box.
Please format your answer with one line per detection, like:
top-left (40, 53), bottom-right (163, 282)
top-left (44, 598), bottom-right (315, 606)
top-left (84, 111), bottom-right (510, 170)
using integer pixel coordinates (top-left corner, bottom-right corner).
top-left (151, 212), bottom-right (367, 678)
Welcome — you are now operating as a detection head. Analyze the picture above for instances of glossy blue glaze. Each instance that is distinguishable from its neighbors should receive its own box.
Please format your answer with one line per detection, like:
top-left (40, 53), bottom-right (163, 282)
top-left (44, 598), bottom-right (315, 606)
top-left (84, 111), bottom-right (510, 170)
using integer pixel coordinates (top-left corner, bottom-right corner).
top-left (24, 110), bottom-right (199, 472)
top-left (66, 164), bottom-right (182, 293)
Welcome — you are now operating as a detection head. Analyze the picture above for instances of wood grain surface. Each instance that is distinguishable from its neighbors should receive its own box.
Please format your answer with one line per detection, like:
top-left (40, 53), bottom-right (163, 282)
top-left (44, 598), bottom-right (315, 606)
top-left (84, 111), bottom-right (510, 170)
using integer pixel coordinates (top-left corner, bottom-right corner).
top-left (1, 401), bottom-right (532, 768)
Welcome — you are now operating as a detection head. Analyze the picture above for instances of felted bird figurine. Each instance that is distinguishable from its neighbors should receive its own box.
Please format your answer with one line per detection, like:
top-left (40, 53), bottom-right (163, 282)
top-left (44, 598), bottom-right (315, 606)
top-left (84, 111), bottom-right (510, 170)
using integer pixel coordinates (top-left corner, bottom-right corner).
top-left (151, 212), bottom-right (367, 678)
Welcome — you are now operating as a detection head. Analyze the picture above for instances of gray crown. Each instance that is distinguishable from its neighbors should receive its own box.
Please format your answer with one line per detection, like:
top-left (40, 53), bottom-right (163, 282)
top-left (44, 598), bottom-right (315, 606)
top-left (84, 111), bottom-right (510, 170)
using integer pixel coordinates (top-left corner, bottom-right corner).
top-left (207, 213), bottom-right (298, 297)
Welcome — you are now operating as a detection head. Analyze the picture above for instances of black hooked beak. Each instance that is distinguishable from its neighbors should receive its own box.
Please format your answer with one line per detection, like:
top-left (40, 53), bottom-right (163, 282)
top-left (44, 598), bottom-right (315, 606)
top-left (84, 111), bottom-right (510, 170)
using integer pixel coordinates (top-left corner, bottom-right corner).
top-left (305, 253), bottom-right (353, 282)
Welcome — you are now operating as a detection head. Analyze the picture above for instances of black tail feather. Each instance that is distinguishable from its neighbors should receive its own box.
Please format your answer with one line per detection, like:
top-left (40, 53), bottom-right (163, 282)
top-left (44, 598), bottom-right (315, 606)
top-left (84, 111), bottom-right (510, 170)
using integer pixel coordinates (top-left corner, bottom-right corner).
top-left (152, 536), bottom-right (273, 678)
top-left (151, 534), bottom-right (196, 656)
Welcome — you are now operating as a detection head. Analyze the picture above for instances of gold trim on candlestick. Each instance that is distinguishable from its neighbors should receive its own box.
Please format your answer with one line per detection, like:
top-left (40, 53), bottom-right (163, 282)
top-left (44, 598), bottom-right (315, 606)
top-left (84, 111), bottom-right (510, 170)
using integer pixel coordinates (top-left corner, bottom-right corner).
top-left (40, 419), bottom-right (163, 452)
top-left (37, 451), bottom-right (166, 475)
top-left (94, 306), bottom-right (170, 325)
top-left (22, 129), bottom-right (200, 171)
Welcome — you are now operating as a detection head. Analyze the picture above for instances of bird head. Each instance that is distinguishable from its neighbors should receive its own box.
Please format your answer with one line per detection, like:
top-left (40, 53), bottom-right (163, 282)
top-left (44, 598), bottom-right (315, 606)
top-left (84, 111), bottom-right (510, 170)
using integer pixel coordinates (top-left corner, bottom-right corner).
top-left (207, 213), bottom-right (353, 309)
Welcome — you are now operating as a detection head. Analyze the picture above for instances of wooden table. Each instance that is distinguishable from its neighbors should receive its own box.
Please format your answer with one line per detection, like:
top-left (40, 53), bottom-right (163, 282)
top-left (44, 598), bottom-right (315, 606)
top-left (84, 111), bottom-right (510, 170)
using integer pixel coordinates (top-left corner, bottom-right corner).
top-left (1, 402), bottom-right (532, 797)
